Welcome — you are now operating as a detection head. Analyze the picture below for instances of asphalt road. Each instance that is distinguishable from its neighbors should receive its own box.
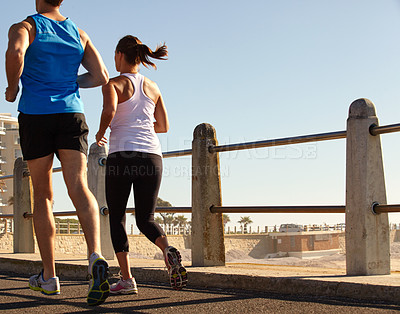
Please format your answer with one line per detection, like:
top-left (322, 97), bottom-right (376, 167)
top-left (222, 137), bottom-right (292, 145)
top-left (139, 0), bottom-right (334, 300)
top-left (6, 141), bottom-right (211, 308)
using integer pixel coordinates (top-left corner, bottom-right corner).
top-left (0, 273), bottom-right (399, 313)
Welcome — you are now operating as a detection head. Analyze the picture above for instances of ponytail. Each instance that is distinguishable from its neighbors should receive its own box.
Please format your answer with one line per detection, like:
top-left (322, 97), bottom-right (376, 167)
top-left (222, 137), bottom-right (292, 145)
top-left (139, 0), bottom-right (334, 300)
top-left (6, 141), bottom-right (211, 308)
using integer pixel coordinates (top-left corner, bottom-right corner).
top-left (116, 35), bottom-right (168, 69)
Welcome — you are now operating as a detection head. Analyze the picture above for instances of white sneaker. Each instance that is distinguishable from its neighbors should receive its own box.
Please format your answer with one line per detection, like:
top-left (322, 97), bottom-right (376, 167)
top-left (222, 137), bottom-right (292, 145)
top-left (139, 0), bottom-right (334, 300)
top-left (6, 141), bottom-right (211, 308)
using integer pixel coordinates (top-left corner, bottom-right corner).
top-left (164, 246), bottom-right (188, 290)
top-left (110, 277), bottom-right (138, 295)
top-left (29, 271), bottom-right (60, 295)
top-left (87, 252), bottom-right (110, 306)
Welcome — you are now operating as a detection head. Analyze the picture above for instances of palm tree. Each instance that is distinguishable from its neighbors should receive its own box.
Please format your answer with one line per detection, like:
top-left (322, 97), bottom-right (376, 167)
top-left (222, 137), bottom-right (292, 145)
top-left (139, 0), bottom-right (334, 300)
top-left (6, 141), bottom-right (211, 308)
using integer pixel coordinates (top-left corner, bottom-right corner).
top-left (156, 196), bottom-right (173, 233)
top-left (223, 214), bottom-right (230, 226)
top-left (155, 216), bottom-right (163, 226)
top-left (223, 214), bottom-right (230, 233)
top-left (238, 216), bottom-right (253, 234)
top-left (174, 215), bottom-right (188, 234)
top-left (161, 213), bottom-right (175, 234)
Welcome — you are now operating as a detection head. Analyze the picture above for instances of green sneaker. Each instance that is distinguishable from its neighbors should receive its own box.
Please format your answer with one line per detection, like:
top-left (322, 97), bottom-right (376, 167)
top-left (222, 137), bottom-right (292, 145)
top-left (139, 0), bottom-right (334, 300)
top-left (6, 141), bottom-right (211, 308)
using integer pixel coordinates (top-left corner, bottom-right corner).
top-left (29, 271), bottom-right (60, 295)
top-left (87, 253), bottom-right (110, 306)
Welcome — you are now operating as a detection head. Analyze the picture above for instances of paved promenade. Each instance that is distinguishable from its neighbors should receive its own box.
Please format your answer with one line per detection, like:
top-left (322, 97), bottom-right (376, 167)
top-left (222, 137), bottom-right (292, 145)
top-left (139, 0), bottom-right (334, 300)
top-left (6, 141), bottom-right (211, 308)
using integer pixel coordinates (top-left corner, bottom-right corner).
top-left (0, 251), bottom-right (399, 305)
top-left (2, 272), bottom-right (399, 313)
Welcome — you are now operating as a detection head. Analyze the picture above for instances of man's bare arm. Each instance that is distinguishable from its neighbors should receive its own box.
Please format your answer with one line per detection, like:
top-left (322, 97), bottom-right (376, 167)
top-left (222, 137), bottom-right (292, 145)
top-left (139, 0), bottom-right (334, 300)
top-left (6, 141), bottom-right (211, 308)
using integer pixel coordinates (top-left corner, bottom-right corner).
top-left (5, 21), bottom-right (30, 102)
top-left (77, 29), bottom-right (109, 88)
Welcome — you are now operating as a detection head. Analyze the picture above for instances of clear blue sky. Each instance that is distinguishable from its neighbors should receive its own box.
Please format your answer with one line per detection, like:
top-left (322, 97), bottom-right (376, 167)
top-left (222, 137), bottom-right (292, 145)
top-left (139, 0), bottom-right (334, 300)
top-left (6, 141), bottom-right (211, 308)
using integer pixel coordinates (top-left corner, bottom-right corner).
top-left (2, 0), bottom-right (400, 230)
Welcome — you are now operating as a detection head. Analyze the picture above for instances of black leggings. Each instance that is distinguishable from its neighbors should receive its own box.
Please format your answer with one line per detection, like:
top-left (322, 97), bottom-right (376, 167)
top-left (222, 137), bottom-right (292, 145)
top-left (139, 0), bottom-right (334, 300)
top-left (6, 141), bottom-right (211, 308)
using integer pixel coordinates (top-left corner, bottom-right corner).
top-left (106, 151), bottom-right (165, 253)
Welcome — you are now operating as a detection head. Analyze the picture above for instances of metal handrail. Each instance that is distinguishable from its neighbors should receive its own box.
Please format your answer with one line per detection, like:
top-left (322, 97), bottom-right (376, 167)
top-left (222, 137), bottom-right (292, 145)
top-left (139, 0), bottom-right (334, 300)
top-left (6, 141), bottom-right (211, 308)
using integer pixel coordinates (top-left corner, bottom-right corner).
top-left (9, 203), bottom-right (400, 219)
top-left (23, 211), bottom-right (78, 218)
top-left (0, 175), bottom-right (14, 180)
top-left (370, 123), bottom-right (400, 136)
top-left (53, 167), bottom-right (62, 173)
top-left (0, 166), bottom-right (63, 181)
top-left (126, 207), bottom-right (192, 214)
top-left (209, 130), bottom-right (347, 153)
top-left (0, 149), bottom-right (192, 181)
top-left (0, 214), bottom-right (13, 218)
top-left (21, 206), bottom-right (193, 219)
top-left (211, 204), bottom-right (400, 214)
top-left (373, 204), bottom-right (400, 214)
top-left (162, 149), bottom-right (192, 158)
top-left (210, 205), bottom-right (346, 214)
top-left (0, 121), bottom-right (399, 182)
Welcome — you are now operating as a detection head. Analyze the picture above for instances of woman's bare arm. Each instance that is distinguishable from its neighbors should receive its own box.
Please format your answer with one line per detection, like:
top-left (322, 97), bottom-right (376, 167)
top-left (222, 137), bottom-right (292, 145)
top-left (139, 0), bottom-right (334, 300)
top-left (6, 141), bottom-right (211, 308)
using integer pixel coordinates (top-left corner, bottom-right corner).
top-left (96, 81), bottom-right (118, 146)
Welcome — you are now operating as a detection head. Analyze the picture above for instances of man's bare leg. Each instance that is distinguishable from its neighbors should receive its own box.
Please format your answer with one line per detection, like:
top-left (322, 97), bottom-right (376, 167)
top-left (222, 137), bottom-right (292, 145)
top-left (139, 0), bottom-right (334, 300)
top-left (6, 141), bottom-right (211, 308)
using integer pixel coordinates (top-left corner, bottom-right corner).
top-left (27, 154), bottom-right (56, 281)
top-left (58, 149), bottom-right (101, 255)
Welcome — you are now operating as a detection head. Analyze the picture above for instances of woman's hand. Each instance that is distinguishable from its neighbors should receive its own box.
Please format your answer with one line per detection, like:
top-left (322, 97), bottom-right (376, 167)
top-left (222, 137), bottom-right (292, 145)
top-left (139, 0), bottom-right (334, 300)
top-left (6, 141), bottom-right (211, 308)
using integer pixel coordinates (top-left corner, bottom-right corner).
top-left (96, 131), bottom-right (108, 147)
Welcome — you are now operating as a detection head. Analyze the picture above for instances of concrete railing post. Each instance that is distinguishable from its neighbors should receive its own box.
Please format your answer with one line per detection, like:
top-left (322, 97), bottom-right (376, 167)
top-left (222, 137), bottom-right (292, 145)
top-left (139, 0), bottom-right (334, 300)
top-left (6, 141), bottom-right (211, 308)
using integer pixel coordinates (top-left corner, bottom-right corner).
top-left (13, 157), bottom-right (34, 253)
top-left (88, 143), bottom-right (114, 260)
top-left (346, 98), bottom-right (390, 275)
top-left (191, 123), bottom-right (225, 266)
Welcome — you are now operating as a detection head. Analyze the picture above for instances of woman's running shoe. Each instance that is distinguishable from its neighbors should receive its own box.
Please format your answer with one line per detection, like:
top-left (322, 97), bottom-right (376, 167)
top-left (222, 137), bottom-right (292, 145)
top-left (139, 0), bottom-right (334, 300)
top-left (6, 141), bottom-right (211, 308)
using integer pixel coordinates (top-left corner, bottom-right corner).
top-left (110, 277), bottom-right (138, 295)
top-left (87, 252), bottom-right (110, 306)
top-left (29, 270), bottom-right (60, 295)
top-left (164, 246), bottom-right (188, 290)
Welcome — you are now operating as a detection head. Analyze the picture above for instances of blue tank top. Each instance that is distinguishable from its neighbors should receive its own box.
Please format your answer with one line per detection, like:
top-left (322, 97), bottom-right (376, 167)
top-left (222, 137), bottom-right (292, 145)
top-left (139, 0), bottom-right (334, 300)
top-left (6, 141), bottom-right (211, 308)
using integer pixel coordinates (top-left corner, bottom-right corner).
top-left (18, 14), bottom-right (84, 114)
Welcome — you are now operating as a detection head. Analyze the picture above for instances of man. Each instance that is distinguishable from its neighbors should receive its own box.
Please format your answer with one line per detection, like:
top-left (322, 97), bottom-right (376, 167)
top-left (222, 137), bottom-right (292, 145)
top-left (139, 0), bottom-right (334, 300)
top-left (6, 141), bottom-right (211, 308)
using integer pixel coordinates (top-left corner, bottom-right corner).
top-left (6, 0), bottom-right (110, 306)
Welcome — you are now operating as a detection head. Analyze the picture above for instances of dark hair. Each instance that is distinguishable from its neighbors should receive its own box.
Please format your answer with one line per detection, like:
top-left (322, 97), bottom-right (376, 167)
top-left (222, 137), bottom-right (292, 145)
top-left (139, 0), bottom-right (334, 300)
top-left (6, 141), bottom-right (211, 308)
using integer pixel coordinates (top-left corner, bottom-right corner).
top-left (44, 0), bottom-right (63, 6)
top-left (116, 35), bottom-right (168, 69)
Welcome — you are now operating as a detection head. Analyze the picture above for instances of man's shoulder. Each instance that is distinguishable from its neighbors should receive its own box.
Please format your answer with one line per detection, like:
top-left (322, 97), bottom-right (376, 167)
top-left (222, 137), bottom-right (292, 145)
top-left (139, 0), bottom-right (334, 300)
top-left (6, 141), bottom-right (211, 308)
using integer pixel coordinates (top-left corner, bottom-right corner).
top-left (10, 18), bottom-right (34, 31)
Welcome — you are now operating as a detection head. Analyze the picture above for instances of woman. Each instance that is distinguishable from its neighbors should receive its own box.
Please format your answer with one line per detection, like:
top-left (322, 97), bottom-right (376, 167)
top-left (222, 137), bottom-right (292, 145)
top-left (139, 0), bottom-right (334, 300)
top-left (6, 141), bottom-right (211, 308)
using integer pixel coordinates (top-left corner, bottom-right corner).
top-left (96, 35), bottom-right (187, 294)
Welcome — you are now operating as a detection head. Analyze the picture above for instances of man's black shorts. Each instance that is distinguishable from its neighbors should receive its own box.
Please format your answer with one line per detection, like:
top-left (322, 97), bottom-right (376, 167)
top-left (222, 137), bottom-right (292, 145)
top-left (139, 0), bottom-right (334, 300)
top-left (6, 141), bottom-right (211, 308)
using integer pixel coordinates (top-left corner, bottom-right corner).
top-left (18, 112), bottom-right (89, 161)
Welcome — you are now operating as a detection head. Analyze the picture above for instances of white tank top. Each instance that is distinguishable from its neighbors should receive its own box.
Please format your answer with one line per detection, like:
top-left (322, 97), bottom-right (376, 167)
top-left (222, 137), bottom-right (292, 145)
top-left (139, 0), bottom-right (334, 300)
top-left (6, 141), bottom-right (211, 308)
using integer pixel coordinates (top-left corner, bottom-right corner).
top-left (109, 73), bottom-right (162, 156)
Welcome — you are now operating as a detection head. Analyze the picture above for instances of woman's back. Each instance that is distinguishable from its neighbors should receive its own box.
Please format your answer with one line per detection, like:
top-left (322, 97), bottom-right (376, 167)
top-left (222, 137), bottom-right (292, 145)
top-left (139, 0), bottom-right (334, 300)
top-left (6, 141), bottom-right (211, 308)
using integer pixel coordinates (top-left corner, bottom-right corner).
top-left (109, 73), bottom-right (162, 156)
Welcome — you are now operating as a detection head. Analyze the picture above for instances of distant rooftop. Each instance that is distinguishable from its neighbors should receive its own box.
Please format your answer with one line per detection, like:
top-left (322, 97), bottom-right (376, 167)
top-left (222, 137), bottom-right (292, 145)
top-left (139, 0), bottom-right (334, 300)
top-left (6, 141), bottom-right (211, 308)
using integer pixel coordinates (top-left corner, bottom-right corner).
top-left (0, 114), bottom-right (17, 123)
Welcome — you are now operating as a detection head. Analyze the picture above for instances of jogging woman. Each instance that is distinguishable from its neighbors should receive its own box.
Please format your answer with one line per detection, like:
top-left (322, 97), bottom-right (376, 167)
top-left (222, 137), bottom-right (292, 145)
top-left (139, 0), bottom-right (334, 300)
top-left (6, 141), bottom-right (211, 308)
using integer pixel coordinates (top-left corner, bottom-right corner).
top-left (96, 35), bottom-right (187, 294)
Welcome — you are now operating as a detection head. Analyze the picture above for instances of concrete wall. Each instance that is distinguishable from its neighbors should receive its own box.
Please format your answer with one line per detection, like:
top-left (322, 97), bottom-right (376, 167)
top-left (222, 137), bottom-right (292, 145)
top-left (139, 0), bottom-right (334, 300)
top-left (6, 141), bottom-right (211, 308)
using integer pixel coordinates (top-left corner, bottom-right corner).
top-left (1, 230), bottom-right (399, 257)
top-left (0, 233), bottom-right (12, 251)
top-left (128, 235), bottom-right (191, 258)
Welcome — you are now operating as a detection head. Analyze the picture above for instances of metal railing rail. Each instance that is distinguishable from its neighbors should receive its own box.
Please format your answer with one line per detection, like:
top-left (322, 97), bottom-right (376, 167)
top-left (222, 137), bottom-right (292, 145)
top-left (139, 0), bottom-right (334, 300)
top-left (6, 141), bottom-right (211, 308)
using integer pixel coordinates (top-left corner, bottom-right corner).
top-left (209, 130), bottom-right (347, 153)
top-left (370, 123), bottom-right (400, 136)
top-left (0, 150), bottom-right (192, 182)
top-left (126, 207), bottom-right (192, 214)
top-left (0, 122), bottom-right (398, 182)
top-left (0, 214), bottom-right (13, 218)
top-left (209, 204), bottom-right (400, 214)
top-left (20, 206), bottom-right (192, 219)
top-left (162, 149), bottom-right (192, 158)
top-left (210, 205), bottom-right (346, 214)
top-left (3, 122), bottom-right (400, 221)
top-left (10, 203), bottom-right (400, 219)
top-left (373, 204), bottom-right (400, 214)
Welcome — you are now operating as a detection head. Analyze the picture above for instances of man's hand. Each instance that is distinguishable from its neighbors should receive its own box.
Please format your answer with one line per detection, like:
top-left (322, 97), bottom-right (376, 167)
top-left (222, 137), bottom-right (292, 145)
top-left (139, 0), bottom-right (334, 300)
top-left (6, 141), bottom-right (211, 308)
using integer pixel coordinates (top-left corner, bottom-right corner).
top-left (5, 85), bottom-right (19, 102)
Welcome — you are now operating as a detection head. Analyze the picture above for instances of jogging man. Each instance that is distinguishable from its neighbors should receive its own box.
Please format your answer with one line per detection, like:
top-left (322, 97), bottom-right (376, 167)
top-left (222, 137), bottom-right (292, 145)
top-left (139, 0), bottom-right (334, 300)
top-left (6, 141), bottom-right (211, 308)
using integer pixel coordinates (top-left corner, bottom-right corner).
top-left (6, 0), bottom-right (110, 306)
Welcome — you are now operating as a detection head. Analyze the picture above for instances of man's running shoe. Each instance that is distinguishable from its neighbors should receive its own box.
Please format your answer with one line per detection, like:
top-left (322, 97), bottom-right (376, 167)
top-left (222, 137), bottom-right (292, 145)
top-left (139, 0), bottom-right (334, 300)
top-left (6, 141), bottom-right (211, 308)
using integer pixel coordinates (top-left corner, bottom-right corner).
top-left (87, 252), bottom-right (110, 306)
top-left (110, 277), bottom-right (138, 295)
top-left (29, 270), bottom-right (60, 295)
top-left (164, 246), bottom-right (188, 290)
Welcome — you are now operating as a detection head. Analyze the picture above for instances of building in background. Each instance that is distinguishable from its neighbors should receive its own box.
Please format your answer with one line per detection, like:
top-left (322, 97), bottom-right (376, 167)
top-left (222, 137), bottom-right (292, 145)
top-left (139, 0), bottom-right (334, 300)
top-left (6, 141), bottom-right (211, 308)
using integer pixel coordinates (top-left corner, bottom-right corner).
top-left (0, 114), bottom-right (21, 215)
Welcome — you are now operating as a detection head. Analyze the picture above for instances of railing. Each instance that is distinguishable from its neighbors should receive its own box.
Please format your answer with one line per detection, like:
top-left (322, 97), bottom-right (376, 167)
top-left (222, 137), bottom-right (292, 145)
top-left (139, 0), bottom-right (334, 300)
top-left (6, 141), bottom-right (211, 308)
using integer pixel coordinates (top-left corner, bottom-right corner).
top-left (209, 130), bottom-right (347, 153)
top-left (2, 98), bottom-right (399, 276)
top-left (0, 218), bottom-right (13, 233)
